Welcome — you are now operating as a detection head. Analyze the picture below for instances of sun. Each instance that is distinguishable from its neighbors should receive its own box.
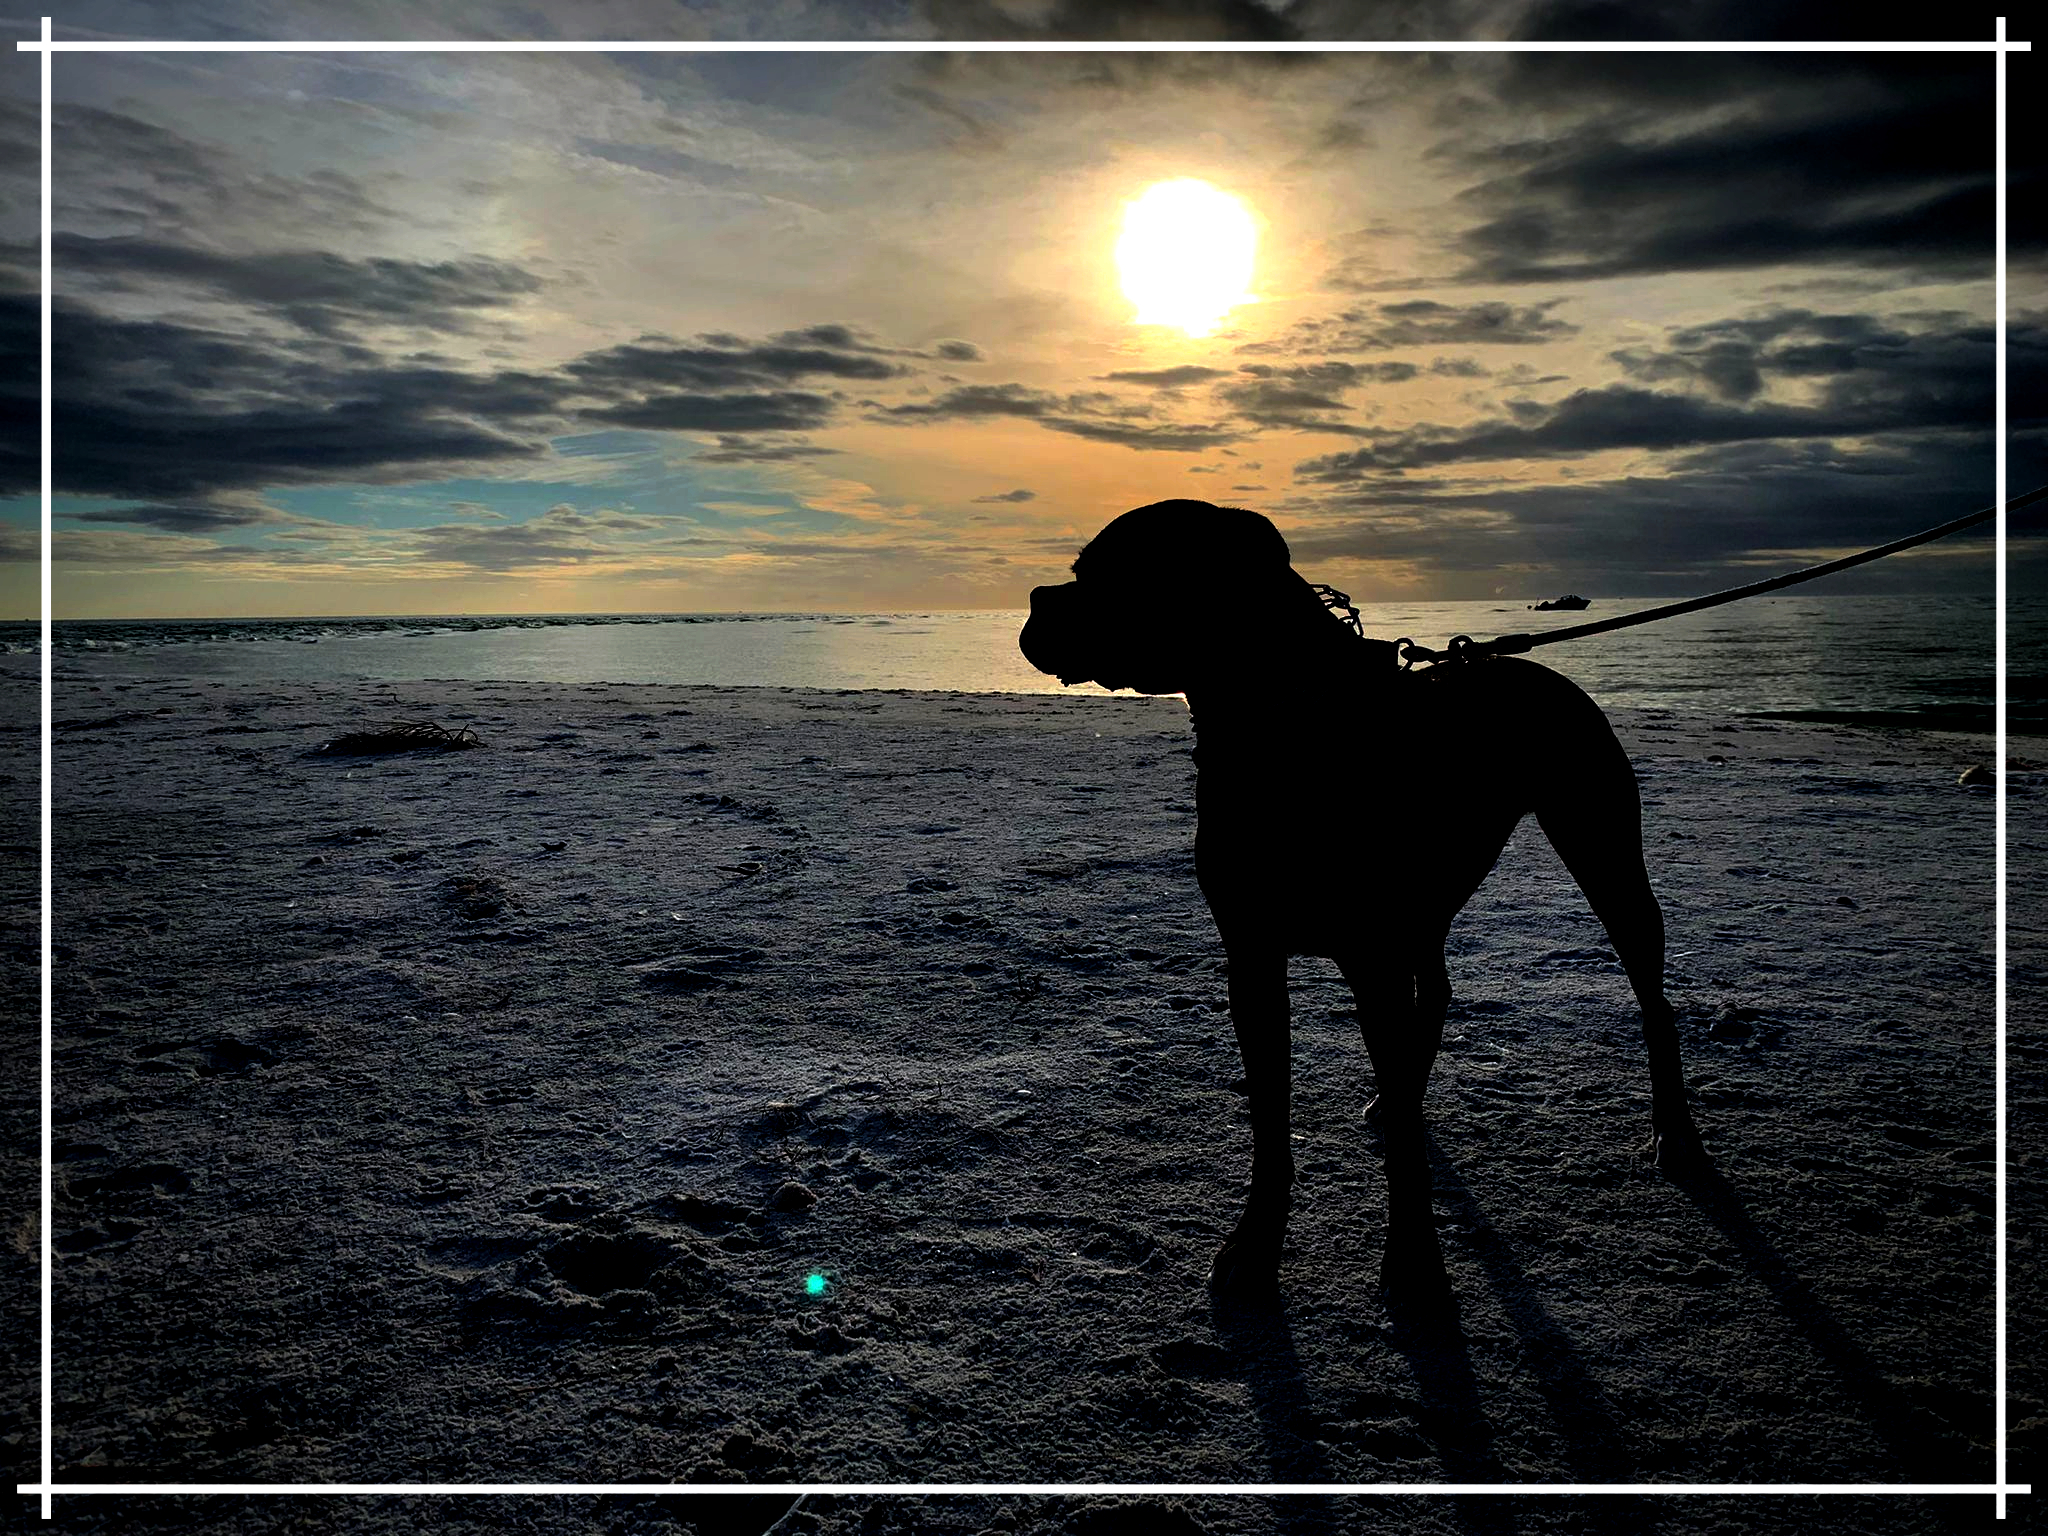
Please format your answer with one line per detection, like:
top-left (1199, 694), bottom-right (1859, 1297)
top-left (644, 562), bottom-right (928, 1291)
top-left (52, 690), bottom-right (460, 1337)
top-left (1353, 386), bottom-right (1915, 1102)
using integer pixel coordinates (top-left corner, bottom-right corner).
top-left (1115, 178), bottom-right (1257, 339)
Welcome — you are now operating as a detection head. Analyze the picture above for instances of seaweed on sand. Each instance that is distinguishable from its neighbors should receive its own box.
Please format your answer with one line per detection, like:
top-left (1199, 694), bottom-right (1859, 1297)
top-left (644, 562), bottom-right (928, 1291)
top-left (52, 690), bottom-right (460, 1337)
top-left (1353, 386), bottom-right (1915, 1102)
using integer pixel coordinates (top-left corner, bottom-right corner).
top-left (312, 720), bottom-right (484, 755)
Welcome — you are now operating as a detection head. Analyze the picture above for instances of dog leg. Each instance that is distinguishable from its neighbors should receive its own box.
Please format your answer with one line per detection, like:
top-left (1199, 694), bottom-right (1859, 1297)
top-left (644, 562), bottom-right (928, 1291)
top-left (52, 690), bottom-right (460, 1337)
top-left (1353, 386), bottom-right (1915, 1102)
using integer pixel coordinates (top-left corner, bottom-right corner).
top-left (1209, 946), bottom-right (1292, 1295)
top-left (1536, 798), bottom-right (1705, 1171)
top-left (1341, 958), bottom-right (1449, 1304)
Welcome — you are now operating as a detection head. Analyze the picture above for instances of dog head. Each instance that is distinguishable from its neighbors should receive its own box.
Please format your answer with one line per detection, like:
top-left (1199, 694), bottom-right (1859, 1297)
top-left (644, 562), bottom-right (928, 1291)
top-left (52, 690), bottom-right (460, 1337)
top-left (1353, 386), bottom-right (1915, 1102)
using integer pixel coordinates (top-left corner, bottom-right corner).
top-left (1020, 499), bottom-right (1329, 694)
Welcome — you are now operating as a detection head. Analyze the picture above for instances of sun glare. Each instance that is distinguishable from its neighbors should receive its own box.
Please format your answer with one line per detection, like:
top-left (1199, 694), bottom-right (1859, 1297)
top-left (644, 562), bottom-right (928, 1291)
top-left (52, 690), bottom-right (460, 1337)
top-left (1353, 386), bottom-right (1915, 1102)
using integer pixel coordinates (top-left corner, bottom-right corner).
top-left (1116, 178), bottom-right (1257, 338)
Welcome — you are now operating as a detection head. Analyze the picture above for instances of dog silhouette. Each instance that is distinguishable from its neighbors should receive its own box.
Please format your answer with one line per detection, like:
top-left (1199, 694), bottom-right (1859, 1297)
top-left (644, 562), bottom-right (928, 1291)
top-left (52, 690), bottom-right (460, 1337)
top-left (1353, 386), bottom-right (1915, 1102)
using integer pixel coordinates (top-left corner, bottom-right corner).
top-left (1020, 499), bottom-right (1702, 1301)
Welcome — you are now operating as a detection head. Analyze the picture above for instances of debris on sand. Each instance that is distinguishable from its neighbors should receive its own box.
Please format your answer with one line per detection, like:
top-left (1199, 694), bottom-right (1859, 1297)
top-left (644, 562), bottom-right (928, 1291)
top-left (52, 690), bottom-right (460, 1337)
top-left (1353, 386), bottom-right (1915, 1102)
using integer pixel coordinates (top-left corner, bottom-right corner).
top-left (1957, 763), bottom-right (1993, 787)
top-left (437, 874), bottom-right (512, 921)
top-left (311, 720), bottom-right (483, 756)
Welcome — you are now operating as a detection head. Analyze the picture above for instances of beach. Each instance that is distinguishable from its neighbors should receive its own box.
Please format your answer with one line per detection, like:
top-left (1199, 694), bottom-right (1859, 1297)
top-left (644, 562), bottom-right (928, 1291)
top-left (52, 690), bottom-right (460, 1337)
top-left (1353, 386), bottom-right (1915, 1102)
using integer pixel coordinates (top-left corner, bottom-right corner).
top-left (11, 668), bottom-right (2042, 1533)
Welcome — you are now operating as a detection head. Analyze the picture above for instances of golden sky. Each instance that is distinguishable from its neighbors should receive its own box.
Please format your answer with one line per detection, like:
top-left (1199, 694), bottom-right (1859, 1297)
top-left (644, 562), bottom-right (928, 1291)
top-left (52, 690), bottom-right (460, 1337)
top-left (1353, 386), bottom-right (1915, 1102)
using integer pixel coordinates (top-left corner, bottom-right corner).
top-left (2, 6), bottom-right (2035, 617)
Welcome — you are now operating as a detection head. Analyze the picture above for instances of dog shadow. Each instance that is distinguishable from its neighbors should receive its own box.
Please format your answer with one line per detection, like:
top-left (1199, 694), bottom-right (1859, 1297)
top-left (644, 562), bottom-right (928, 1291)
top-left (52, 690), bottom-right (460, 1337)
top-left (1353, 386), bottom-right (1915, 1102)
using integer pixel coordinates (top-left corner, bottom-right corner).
top-left (1421, 1143), bottom-right (1637, 1482)
top-left (1209, 1245), bottom-right (1520, 1536)
top-left (1430, 1142), bottom-right (1976, 1483)
top-left (1660, 1159), bottom-right (1980, 1479)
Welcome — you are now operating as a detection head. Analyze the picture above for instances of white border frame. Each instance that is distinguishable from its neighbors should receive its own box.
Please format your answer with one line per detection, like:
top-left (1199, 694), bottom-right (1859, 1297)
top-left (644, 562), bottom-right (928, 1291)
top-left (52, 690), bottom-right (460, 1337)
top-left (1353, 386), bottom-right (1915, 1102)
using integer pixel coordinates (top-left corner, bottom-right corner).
top-left (12, 17), bottom-right (2037, 1524)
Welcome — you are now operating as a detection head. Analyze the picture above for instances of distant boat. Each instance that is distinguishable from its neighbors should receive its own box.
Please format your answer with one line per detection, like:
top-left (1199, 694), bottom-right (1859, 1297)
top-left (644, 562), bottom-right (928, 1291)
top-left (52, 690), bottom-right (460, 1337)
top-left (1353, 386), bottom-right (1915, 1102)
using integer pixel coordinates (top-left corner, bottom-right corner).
top-left (1529, 594), bottom-right (1591, 611)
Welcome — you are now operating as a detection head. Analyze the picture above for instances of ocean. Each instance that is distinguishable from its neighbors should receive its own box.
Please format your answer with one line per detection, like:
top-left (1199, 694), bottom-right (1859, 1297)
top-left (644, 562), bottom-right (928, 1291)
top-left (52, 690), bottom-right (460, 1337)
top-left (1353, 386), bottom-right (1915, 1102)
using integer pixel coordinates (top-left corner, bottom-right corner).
top-left (14, 592), bottom-right (2047, 735)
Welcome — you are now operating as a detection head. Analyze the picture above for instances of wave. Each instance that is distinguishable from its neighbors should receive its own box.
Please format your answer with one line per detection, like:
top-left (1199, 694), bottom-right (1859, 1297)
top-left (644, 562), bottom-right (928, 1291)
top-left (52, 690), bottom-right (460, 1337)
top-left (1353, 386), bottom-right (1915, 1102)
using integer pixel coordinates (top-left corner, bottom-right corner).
top-left (0, 611), bottom-right (917, 654)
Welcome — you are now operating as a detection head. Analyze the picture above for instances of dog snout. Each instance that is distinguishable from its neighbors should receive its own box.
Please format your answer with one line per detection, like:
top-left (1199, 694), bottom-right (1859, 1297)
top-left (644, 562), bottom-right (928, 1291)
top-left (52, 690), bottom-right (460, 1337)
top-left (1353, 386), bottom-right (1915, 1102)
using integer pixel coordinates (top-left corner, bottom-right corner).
top-left (1020, 582), bottom-right (1089, 682)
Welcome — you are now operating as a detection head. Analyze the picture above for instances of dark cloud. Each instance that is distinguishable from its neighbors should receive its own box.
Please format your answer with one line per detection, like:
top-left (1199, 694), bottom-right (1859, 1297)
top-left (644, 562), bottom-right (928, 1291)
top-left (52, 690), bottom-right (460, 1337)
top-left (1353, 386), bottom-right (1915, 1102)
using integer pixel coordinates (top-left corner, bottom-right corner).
top-left (18, 295), bottom-right (551, 501)
top-left (49, 234), bottom-right (544, 336)
top-left (770, 323), bottom-right (890, 352)
top-left (1040, 417), bottom-right (1246, 452)
top-left (1608, 309), bottom-right (1969, 403)
top-left (900, 0), bottom-right (1327, 106)
top-left (693, 435), bottom-right (841, 463)
top-left (1285, 436), bottom-right (2010, 598)
top-left (4, 286), bottom-right (987, 499)
top-left (1100, 365), bottom-right (1231, 387)
top-left (1503, 0), bottom-right (1971, 41)
top-left (583, 391), bottom-right (837, 433)
top-left (1191, 359), bottom-right (1441, 435)
top-left (2, 289), bottom-right (969, 498)
top-left (68, 500), bottom-right (300, 534)
top-left (932, 339), bottom-right (985, 362)
top-left (1217, 360), bottom-right (1417, 432)
top-left (568, 334), bottom-right (908, 394)
top-left (916, 0), bottom-right (1301, 42)
top-left (972, 488), bottom-right (1037, 502)
top-left (1242, 299), bottom-right (1578, 355)
top-left (876, 383), bottom-right (1062, 421)
top-left (873, 381), bottom-right (1245, 451)
top-left (1298, 309), bottom-right (1999, 480)
top-left (1446, 54), bottom-right (2003, 283)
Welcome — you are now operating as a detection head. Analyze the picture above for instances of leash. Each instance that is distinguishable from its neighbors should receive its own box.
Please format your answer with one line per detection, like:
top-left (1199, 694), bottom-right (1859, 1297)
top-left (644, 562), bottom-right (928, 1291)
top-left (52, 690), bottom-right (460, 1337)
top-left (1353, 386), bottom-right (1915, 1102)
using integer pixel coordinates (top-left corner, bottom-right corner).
top-left (1366, 484), bottom-right (2048, 669)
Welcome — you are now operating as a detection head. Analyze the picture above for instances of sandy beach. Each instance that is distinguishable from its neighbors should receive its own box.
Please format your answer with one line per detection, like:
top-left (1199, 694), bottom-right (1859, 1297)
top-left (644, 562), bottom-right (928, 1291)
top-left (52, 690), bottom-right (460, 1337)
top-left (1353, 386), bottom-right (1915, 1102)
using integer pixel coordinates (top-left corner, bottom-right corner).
top-left (9, 669), bottom-right (2042, 1533)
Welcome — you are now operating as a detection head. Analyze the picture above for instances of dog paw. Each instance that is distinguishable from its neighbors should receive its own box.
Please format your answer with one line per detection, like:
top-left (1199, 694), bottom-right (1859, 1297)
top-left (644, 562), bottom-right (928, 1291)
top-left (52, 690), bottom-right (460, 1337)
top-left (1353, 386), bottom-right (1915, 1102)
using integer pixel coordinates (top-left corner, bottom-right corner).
top-left (1208, 1216), bottom-right (1286, 1298)
top-left (1208, 1240), bottom-right (1282, 1300)
top-left (1650, 1123), bottom-right (1708, 1175)
top-left (1377, 1227), bottom-right (1454, 1322)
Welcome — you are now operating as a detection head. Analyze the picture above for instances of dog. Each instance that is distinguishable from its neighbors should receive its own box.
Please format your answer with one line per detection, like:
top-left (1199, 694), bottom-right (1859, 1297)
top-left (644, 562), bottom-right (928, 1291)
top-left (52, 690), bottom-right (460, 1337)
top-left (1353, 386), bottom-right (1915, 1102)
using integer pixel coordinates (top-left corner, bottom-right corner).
top-left (1019, 499), bottom-right (1703, 1302)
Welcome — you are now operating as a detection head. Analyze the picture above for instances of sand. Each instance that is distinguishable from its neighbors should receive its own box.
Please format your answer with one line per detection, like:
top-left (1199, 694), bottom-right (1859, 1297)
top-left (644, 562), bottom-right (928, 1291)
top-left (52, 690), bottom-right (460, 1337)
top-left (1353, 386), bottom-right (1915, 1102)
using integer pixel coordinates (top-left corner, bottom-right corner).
top-left (5, 667), bottom-right (2042, 1534)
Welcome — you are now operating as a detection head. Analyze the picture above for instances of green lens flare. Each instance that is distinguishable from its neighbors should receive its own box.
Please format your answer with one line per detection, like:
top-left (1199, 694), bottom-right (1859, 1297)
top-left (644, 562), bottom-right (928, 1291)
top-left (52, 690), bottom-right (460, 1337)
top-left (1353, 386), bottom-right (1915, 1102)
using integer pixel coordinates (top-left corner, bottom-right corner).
top-left (805, 1272), bottom-right (827, 1296)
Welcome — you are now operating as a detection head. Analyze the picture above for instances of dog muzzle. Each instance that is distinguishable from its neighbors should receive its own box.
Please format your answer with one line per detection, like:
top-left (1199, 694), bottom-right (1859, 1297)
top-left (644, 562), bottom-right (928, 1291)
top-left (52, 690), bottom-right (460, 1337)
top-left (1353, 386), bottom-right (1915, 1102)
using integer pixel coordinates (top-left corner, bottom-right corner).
top-left (1019, 582), bottom-right (1096, 685)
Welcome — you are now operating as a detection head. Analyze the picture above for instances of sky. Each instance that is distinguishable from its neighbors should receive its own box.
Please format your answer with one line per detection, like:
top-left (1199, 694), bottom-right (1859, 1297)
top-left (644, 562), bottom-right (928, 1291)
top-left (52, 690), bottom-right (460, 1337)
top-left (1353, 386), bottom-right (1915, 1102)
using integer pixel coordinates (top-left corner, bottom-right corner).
top-left (1, 2), bottom-right (2041, 619)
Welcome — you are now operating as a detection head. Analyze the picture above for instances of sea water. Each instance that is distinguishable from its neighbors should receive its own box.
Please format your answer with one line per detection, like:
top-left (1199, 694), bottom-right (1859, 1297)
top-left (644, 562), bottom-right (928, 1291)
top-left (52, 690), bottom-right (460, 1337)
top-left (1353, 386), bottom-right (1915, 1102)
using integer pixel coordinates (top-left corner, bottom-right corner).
top-left (13, 592), bottom-right (2046, 735)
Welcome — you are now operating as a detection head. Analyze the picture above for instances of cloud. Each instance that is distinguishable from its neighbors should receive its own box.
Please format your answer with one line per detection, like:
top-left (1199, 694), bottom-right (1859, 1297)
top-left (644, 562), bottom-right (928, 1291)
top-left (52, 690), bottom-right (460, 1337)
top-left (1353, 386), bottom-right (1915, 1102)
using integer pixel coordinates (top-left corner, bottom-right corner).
top-left (1242, 299), bottom-right (1578, 356)
top-left (892, 82), bottom-right (1012, 153)
top-left (1100, 365), bottom-right (1231, 387)
top-left (768, 323), bottom-right (888, 351)
top-left (567, 333), bottom-right (909, 393)
top-left (1040, 417), bottom-right (1246, 451)
top-left (876, 383), bottom-right (1063, 421)
top-left (1211, 360), bottom-right (1423, 433)
top-left (6, 102), bottom-right (394, 247)
top-left (972, 488), bottom-right (1037, 502)
top-left (12, 294), bottom-right (560, 500)
top-left (1297, 309), bottom-right (2000, 479)
top-left (406, 502), bottom-right (668, 572)
top-left (693, 435), bottom-right (841, 463)
top-left (916, 0), bottom-right (1302, 43)
top-left (67, 498), bottom-right (303, 534)
top-left (581, 390), bottom-right (838, 433)
top-left (1606, 308), bottom-right (1981, 403)
top-left (1445, 54), bottom-right (2004, 282)
top-left (1283, 436), bottom-right (2011, 597)
top-left (49, 234), bottom-right (544, 336)
top-left (873, 380), bottom-right (1247, 450)
top-left (0, 290), bottom-right (970, 499)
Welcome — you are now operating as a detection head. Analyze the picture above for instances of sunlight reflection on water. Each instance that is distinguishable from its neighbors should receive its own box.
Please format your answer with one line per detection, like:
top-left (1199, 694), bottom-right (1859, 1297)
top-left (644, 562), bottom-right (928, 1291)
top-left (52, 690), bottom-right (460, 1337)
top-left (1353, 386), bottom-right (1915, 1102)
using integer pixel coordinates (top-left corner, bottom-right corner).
top-left (26, 592), bottom-right (2036, 732)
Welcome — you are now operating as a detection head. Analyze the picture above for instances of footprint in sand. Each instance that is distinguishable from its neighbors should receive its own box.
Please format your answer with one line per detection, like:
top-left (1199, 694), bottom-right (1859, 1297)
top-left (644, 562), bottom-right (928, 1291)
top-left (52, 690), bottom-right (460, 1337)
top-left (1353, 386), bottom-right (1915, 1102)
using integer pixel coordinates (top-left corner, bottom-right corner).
top-left (472, 1083), bottom-right (535, 1106)
top-left (629, 944), bottom-right (765, 993)
top-left (523, 1184), bottom-right (609, 1223)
